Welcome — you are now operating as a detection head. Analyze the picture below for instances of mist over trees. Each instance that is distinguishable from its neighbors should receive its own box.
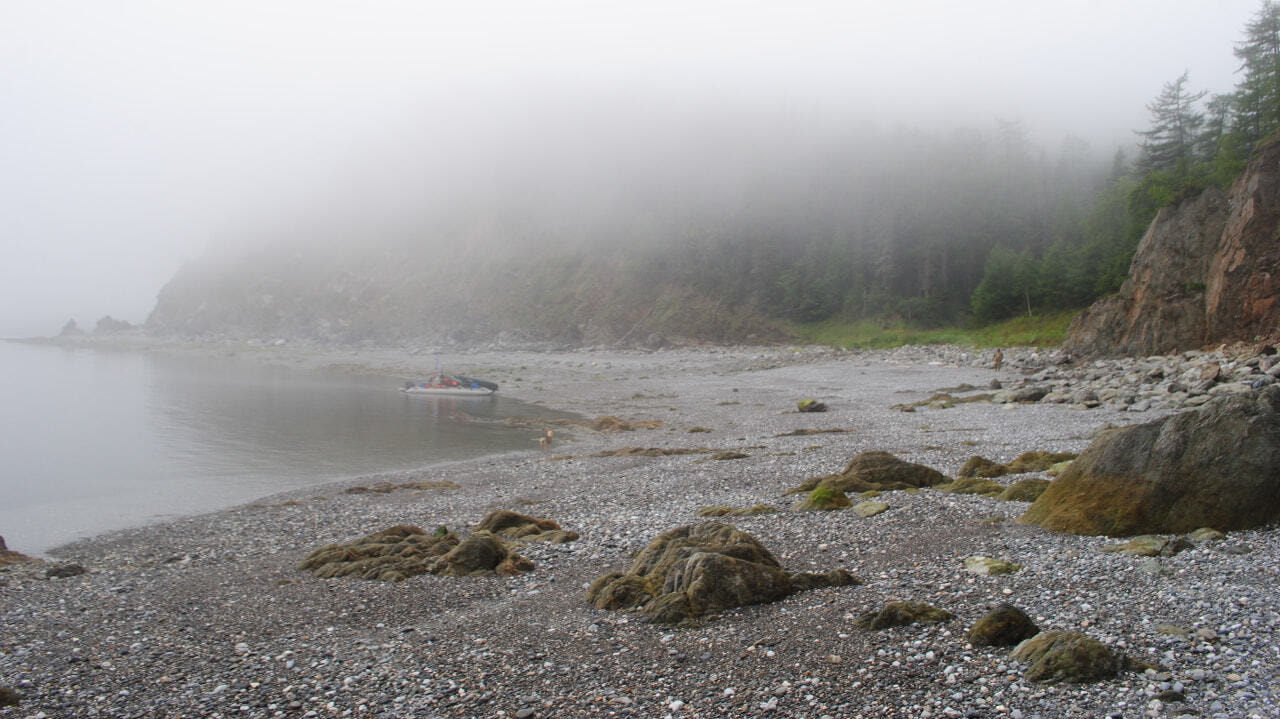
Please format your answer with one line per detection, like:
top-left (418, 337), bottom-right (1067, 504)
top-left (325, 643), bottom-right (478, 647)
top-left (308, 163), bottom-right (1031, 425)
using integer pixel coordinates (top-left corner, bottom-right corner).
top-left (149, 2), bottom-right (1280, 344)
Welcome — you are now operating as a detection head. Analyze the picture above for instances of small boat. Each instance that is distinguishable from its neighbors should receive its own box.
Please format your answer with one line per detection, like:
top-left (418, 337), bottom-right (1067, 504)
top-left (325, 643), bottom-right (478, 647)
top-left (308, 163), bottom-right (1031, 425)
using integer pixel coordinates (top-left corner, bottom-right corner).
top-left (401, 373), bottom-right (498, 396)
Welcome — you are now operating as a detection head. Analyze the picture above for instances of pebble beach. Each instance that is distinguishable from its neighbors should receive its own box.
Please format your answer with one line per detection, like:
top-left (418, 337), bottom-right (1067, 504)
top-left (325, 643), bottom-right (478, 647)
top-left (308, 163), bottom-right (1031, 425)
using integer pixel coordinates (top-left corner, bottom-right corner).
top-left (2, 343), bottom-right (1278, 718)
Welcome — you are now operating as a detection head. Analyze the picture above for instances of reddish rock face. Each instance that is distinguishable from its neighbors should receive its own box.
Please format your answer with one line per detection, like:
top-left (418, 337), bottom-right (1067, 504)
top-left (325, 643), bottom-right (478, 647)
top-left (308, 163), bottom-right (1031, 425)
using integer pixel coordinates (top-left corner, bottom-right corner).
top-left (1065, 141), bottom-right (1280, 357)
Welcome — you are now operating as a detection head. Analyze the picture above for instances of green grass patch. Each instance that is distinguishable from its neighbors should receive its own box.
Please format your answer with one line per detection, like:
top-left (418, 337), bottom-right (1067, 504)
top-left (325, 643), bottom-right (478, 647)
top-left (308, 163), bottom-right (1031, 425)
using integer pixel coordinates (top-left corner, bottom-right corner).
top-left (792, 309), bottom-right (1080, 350)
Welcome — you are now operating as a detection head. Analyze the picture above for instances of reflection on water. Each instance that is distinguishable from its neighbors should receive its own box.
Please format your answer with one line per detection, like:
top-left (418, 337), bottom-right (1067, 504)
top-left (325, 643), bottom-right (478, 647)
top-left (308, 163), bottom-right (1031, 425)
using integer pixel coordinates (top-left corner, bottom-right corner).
top-left (0, 342), bottom-right (572, 555)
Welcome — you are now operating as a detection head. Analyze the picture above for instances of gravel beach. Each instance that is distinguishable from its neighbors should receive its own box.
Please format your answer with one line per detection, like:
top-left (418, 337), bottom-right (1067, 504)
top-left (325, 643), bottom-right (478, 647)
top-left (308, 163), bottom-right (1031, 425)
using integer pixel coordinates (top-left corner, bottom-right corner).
top-left (2, 344), bottom-right (1277, 718)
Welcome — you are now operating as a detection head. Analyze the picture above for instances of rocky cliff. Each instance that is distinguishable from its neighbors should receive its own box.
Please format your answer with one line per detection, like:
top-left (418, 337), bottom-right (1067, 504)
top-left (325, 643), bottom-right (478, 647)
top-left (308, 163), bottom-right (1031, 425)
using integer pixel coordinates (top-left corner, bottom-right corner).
top-left (1064, 142), bottom-right (1280, 356)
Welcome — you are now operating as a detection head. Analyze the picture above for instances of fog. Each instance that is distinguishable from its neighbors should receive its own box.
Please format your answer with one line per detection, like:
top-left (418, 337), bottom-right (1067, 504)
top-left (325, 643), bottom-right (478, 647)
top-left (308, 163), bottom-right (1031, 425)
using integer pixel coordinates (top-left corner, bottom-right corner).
top-left (0, 0), bottom-right (1261, 337)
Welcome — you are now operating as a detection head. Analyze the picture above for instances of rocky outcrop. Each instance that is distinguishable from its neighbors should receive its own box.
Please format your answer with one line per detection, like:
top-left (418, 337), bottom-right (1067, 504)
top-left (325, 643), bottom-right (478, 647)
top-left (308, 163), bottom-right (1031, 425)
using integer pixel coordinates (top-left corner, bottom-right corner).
top-left (298, 525), bottom-right (459, 581)
top-left (1020, 385), bottom-right (1280, 536)
top-left (586, 522), bottom-right (857, 625)
top-left (1065, 140), bottom-right (1280, 356)
top-left (475, 510), bottom-right (579, 543)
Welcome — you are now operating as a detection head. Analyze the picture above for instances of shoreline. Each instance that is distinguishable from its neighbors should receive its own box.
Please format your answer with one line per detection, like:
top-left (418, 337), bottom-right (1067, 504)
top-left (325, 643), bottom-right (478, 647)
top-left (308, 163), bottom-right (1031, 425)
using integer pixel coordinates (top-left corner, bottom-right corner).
top-left (2, 342), bottom-right (1277, 718)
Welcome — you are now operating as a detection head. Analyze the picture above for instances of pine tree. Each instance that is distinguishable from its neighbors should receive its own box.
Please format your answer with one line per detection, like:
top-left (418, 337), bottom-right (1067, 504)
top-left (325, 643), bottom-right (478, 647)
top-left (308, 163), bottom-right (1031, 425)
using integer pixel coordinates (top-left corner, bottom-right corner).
top-left (1233, 0), bottom-right (1280, 148)
top-left (1135, 71), bottom-right (1207, 174)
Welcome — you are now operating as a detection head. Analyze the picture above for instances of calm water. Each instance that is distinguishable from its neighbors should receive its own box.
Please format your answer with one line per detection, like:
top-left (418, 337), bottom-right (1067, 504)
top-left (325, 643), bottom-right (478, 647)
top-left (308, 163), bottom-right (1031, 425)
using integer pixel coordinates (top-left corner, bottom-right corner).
top-left (0, 341), bottom-right (569, 555)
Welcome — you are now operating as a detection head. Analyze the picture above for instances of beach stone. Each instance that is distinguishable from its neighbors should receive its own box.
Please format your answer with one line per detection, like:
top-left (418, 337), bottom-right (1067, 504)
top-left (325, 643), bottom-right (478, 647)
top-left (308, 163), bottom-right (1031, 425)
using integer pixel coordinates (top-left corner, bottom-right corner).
top-left (797, 398), bottom-right (828, 412)
top-left (0, 686), bottom-right (20, 707)
top-left (959, 452), bottom-right (1077, 479)
top-left (854, 601), bottom-right (955, 630)
top-left (790, 451), bottom-right (948, 495)
top-left (997, 478), bottom-right (1050, 502)
top-left (1100, 535), bottom-right (1193, 557)
top-left (696, 504), bottom-right (778, 517)
top-left (1188, 527), bottom-right (1225, 542)
top-left (476, 509), bottom-right (579, 543)
top-left (1011, 631), bottom-right (1127, 683)
top-left (586, 522), bottom-right (855, 625)
top-left (963, 556), bottom-right (1022, 576)
top-left (958, 455), bottom-right (1007, 478)
top-left (968, 603), bottom-right (1039, 647)
top-left (429, 533), bottom-right (534, 577)
top-left (44, 563), bottom-right (87, 579)
top-left (1021, 385), bottom-right (1280, 535)
top-left (852, 500), bottom-right (889, 517)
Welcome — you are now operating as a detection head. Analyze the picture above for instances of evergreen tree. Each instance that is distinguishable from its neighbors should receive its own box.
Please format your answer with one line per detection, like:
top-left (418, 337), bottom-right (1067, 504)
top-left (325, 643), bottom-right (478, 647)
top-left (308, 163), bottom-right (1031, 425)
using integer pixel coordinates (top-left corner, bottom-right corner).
top-left (1233, 0), bottom-right (1280, 148)
top-left (1135, 71), bottom-right (1207, 173)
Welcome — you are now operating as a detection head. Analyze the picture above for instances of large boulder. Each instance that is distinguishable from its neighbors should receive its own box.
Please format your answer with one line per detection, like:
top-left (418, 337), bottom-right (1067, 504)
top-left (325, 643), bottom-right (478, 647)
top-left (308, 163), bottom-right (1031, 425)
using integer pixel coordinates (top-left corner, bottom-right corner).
top-left (1010, 631), bottom-right (1127, 683)
top-left (1020, 386), bottom-right (1280, 536)
top-left (789, 451), bottom-right (948, 495)
top-left (586, 522), bottom-right (857, 625)
top-left (428, 533), bottom-right (535, 577)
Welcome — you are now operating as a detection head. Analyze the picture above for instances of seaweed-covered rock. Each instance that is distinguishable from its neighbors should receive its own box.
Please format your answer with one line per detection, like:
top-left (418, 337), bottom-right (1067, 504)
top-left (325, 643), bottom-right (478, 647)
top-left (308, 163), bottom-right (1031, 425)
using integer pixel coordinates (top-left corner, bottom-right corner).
top-left (789, 451), bottom-right (948, 495)
top-left (1021, 386), bottom-right (1280, 535)
top-left (997, 478), bottom-right (1051, 502)
top-left (476, 510), bottom-right (579, 543)
top-left (937, 477), bottom-right (1005, 497)
top-left (586, 522), bottom-right (857, 625)
top-left (45, 563), bottom-right (87, 579)
top-left (968, 603), bottom-right (1039, 647)
top-left (298, 525), bottom-right (460, 582)
top-left (855, 601), bottom-right (954, 630)
top-left (958, 456), bottom-right (1008, 478)
top-left (429, 533), bottom-right (535, 577)
top-left (959, 452), bottom-right (1076, 478)
top-left (0, 535), bottom-right (36, 568)
top-left (794, 486), bottom-right (852, 511)
top-left (1011, 631), bottom-right (1127, 683)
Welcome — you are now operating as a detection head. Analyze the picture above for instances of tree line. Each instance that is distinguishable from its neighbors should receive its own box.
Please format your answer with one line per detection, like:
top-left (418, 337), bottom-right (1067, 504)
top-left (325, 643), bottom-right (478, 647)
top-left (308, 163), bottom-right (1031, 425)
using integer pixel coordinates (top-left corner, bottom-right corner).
top-left (968, 0), bottom-right (1280, 324)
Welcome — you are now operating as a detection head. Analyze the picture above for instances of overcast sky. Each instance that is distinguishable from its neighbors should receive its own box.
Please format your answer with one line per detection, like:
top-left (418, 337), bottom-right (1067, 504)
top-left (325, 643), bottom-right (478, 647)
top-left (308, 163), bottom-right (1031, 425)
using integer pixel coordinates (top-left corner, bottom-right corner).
top-left (0, 0), bottom-right (1263, 337)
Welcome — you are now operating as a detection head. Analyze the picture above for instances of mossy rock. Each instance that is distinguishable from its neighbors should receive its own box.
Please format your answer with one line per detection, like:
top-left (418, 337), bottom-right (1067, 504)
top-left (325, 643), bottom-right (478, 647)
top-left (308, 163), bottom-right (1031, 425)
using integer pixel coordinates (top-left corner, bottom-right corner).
top-left (1188, 527), bottom-right (1225, 542)
top-left (852, 500), bottom-right (890, 517)
top-left (997, 478), bottom-right (1051, 502)
top-left (855, 601), bottom-right (954, 630)
top-left (794, 486), bottom-right (852, 511)
top-left (429, 532), bottom-right (534, 577)
top-left (476, 509), bottom-right (579, 542)
top-left (790, 451), bottom-right (948, 495)
top-left (937, 477), bottom-right (1005, 497)
top-left (586, 522), bottom-right (856, 625)
top-left (298, 525), bottom-right (460, 582)
top-left (0, 687), bottom-right (20, 708)
top-left (1007, 451), bottom-right (1077, 473)
top-left (707, 450), bottom-right (749, 461)
top-left (1011, 631), bottom-right (1127, 683)
top-left (968, 603), bottom-right (1039, 647)
top-left (1021, 387), bottom-right (1280, 536)
top-left (1100, 535), bottom-right (1193, 557)
top-left (797, 399), bottom-right (828, 413)
top-left (963, 555), bottom-right (1023, 576)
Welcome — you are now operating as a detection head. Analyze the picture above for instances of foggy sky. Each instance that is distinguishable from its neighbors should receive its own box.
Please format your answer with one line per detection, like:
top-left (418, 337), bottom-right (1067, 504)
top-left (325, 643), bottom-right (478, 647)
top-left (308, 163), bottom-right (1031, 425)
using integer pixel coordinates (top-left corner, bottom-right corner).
top-left (0, 0), bottom-right (1262, 337)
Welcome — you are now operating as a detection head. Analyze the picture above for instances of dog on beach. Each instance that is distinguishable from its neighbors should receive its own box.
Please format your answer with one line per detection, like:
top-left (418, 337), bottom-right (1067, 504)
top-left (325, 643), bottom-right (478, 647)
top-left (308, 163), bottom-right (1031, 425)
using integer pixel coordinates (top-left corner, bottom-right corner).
top-left (538, 428), bottom-right (555, 450)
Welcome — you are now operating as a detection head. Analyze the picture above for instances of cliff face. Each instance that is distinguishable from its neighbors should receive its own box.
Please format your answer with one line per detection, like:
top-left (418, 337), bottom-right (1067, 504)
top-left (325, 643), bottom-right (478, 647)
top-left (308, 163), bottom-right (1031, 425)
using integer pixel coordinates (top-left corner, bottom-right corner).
top-left (1064, 142), bottom-right (1280, 356)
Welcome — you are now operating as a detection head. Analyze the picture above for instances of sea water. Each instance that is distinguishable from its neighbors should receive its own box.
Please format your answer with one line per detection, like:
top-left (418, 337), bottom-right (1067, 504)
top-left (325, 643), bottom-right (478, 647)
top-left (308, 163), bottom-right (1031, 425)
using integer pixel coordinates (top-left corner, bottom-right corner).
top-left (0, 341), bottom-right (567, 555)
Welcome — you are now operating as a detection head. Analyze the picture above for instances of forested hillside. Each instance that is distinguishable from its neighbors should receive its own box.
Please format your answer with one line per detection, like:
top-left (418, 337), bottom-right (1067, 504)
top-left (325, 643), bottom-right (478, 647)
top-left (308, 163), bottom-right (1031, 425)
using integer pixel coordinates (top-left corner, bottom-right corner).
top-left (147, 3), bottom-right (1280, 347)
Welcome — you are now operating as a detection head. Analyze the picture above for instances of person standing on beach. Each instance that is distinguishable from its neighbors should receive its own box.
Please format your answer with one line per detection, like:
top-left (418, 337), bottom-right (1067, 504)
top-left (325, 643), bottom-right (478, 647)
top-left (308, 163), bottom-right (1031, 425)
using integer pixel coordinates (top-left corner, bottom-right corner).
top-left (993, 348), bottom-right (1003, 371)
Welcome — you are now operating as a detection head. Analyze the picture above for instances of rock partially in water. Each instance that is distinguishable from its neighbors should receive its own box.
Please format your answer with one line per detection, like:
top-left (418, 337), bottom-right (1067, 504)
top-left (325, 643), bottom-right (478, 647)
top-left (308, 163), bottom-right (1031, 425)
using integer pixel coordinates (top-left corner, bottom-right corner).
top-left (298, 525), bottom-right (459, 582)
top-left (789, 451), bottom-right (947, 495)
top-left (1021, 385), bottom-right (1280, 535)
top-left (476, 510), bottom-right (579, 543)
top-left (587, 522), bottom-right (857, 625)
top-left (0, 535), bottom-right (37, 569)
top-left (1011, 631), bottom-right (1128, 683)
top-left (968, 603), bottom-right (1039, 647)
